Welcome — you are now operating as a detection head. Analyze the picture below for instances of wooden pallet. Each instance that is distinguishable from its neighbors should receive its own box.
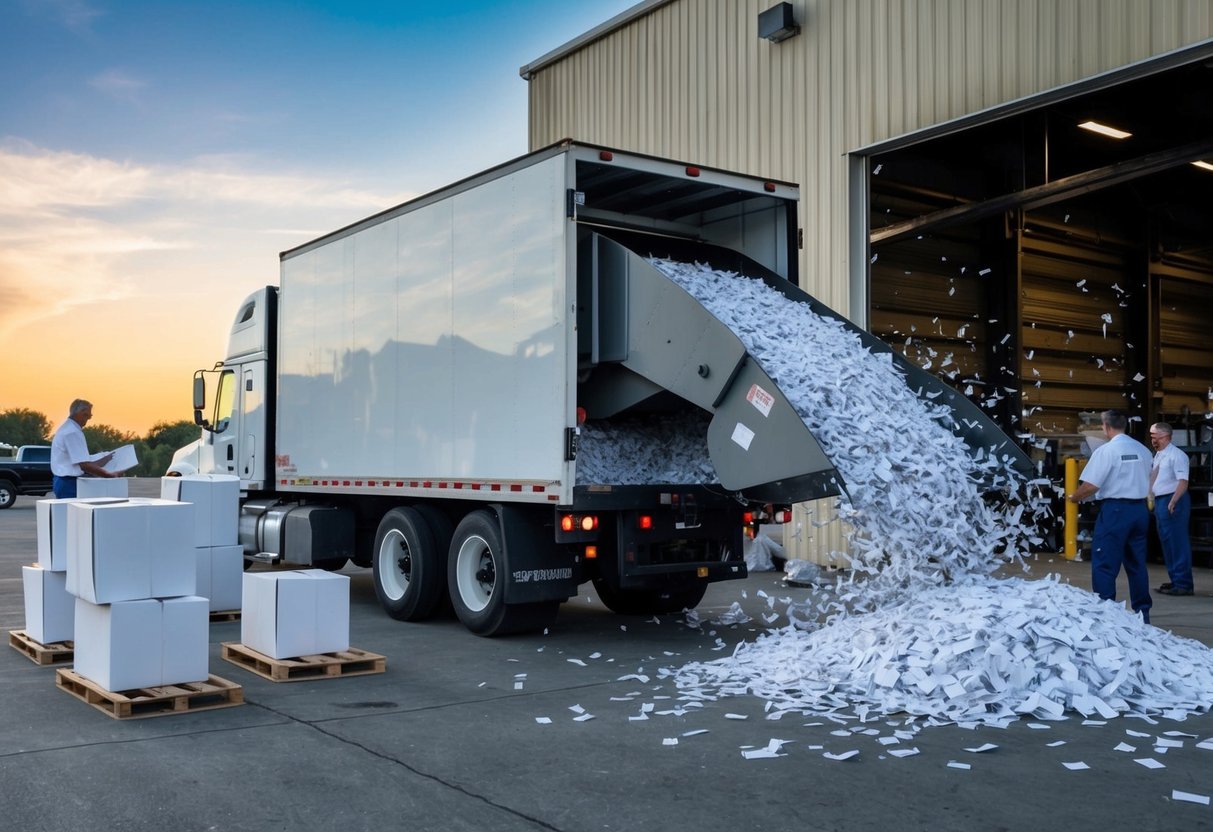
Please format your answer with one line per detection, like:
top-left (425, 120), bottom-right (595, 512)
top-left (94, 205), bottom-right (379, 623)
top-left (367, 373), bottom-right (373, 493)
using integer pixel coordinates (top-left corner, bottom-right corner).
top-left (8, 630), bottom-right (74, 666)
top-left (209, 609), bottom-right (241, 623)
top-left (220, 642), bottom-right (386, 682)
top-left (55, 669), bottom-right (244, 719)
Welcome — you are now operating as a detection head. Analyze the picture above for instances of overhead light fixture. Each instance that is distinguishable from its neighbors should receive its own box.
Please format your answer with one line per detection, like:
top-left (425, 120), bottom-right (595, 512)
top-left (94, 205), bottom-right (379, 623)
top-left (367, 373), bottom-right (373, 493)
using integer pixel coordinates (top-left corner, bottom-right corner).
top-left (1192, 160), bottom-right (1213, 172)
top-left (1077, 120), bottom-right (1132, 139)
top-left (758, 2), bottom-right (800, 43)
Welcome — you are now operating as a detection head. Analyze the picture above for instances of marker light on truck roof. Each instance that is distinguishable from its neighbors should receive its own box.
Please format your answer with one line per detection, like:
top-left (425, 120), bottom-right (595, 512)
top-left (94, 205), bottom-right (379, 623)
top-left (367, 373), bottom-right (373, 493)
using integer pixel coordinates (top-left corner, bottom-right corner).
top-left (598, 150), bottom-right (613, 161)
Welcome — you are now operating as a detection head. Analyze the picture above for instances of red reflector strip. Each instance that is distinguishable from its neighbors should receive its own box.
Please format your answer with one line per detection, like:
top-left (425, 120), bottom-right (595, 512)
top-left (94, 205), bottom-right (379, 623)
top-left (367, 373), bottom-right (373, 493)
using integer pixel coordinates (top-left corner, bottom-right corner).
top-left (491, 484), bottom-right (501, 491)
top-left (510, 484), bottom-right (522, 492)
top-left (472, 483), bottom-right (481, 490)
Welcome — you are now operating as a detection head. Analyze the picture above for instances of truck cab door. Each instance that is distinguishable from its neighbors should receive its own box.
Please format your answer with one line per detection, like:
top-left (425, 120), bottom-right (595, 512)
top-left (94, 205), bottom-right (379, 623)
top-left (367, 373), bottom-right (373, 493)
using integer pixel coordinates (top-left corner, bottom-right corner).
top-left (211, 368), bottom-right (241, 476)
top-left (240, 364), bottom-right (267, 489)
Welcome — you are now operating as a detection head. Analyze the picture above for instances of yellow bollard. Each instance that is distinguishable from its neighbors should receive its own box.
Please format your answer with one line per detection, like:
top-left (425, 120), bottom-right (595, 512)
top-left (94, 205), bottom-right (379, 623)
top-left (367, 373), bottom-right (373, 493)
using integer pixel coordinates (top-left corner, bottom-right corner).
top-left (1064, 457), bottom-right (1078, 560)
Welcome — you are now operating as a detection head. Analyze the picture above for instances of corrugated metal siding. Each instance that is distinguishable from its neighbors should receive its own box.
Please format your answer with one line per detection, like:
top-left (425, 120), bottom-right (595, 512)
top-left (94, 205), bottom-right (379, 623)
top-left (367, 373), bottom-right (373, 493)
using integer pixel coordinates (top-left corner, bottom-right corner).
top-left (529, 0), bottom-right (1213, 311)
top-left (526, 0), bottom-right (1213, 558)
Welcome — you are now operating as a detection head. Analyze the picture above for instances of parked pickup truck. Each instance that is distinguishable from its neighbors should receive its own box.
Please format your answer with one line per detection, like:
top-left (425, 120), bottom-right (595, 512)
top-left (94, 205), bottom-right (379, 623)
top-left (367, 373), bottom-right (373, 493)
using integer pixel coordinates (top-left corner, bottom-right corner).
top-left (0, 445), bottom-right (53, 508)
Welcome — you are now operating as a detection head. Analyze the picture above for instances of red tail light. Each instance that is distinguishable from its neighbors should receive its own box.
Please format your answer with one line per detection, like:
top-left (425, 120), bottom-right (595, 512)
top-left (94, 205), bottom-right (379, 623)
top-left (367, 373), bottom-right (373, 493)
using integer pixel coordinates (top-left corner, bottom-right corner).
top-left (638, 515), bottom-right (653, 530)
top-left (743, 511), bottom-right (754, 524)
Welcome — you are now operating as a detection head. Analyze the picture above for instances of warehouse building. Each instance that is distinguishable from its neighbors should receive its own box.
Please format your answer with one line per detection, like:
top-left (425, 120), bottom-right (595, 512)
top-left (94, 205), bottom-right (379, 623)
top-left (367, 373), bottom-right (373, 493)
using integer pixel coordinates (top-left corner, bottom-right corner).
top-left (521, 0), bottom-right (1213, 559)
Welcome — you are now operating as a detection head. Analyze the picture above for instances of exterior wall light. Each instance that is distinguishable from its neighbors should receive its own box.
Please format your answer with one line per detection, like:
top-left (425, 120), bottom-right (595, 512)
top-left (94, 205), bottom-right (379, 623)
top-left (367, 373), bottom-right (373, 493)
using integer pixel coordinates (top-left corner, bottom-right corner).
top-left (759, 2), bottom-right (800, 43)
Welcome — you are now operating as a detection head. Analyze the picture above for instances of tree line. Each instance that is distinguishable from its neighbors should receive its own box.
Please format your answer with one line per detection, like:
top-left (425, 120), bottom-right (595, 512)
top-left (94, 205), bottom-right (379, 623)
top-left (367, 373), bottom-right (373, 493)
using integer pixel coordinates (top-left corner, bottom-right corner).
top-left (0, 407), bottom-right (199, 478)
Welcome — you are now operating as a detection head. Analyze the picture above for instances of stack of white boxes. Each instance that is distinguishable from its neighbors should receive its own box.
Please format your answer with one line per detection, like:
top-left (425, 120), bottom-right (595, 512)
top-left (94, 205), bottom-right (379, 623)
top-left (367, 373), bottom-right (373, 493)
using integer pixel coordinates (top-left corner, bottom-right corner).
top-left (66, 498), bottom-right (209, 692)
top-left (23, 497), bottom-right (125, 646)
top-left (160, 475), bottom-right (242, 612)
top-left (242, 570), bottom-right (351, 660)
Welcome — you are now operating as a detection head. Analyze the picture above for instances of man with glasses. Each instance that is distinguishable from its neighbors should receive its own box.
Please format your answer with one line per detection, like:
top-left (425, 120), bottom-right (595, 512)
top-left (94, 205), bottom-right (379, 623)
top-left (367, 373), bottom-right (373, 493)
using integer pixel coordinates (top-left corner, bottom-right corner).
top-left (1149, 422), bottom-right (1194, 596)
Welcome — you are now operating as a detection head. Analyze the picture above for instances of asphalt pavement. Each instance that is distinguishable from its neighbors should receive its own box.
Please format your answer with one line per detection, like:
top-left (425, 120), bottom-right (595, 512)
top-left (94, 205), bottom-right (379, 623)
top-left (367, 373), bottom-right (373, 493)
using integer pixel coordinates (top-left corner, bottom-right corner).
top-left (1, 481), bottom-right (1211, 831)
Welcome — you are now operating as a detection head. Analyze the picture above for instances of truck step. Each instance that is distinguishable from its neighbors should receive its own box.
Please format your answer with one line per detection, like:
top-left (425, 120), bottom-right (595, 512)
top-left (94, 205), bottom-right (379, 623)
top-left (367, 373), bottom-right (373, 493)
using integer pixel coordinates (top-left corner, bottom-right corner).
top-left (8, 630), bottom-right (74, 666)
top-left (55, 669), bottom-right (245, 719)
top-left (220, 642), bottom-right (386, 683)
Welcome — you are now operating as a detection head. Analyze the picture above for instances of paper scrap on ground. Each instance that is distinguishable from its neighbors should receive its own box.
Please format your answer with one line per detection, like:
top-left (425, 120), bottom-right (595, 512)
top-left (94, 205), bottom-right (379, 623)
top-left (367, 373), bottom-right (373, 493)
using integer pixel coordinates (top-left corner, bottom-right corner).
top-left (1062, 762), bottom-right (1090, 771)
top-left (1173, 791), bottom-right (1211, 805)
top-left (823, 750), bottom-right (859, 761)
top-left (1134, 758), bottom-right (1165, 769)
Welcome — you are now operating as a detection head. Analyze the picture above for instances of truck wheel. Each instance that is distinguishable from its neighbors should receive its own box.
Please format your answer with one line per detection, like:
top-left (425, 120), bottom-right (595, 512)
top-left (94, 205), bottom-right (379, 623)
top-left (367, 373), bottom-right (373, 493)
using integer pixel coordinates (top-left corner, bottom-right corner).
top-left (413, 504), bottom-right (454, 615)
top-left (592, 578), bottom-right (707, 615)
top-left (373, 507), bottom-right (443, 621)
top-left (448, 510), bottom-right (558, 636)
top-left (0, 479), bottom-right (16, 510)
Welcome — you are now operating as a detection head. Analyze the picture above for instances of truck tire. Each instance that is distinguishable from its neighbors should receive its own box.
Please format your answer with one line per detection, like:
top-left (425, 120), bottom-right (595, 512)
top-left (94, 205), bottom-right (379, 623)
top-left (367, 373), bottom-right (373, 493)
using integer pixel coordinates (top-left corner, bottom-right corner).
top-left (592, 578), bottom-right (707, 616)
top-left (373, 507), bottom-right (444, 621)
top-left (413, 503), bottom-right (454, 615)
top-left (0, 479), bottom-right (16, 510)
top-left (448, 510), bottom-right (558, 636)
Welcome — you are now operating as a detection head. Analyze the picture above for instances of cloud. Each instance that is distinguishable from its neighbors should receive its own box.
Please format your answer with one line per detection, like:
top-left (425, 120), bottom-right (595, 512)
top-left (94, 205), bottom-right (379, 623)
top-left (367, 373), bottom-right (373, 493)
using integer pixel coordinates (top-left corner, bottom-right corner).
top-left (0, 140), bottom-right (409, 341)
top-left (89, 69), bottom-right (149, 104)
top-left (21, 0), bottom-right (104, 33)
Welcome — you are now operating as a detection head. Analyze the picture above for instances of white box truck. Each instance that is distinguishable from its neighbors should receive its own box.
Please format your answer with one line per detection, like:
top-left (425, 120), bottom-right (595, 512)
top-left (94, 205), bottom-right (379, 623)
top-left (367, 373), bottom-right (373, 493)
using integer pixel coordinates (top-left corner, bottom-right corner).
top-left (173, 141), bottom-right (1029, 635)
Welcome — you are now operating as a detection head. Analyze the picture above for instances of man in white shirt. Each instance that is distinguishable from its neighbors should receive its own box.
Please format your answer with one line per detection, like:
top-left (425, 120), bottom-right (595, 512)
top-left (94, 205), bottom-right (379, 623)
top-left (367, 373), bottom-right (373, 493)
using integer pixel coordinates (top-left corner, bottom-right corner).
top-left (49, 399), bottom-right (119, 498)
top-left (1066, 409), bottom-right (1153, 624)
top-left (1149, 422), bottom-right (1194, 596)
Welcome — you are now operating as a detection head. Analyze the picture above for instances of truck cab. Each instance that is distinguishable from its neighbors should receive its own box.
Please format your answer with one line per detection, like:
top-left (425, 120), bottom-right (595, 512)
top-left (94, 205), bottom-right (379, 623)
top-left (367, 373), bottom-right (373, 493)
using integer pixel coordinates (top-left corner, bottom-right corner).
top-left (171, 287), bottom-right (274, 491)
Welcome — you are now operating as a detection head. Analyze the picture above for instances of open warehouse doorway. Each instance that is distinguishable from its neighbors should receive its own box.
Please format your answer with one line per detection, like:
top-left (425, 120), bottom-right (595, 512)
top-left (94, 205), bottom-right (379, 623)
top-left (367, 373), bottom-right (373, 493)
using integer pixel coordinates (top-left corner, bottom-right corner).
top-left (856, 44), bottom-right (1213, 558)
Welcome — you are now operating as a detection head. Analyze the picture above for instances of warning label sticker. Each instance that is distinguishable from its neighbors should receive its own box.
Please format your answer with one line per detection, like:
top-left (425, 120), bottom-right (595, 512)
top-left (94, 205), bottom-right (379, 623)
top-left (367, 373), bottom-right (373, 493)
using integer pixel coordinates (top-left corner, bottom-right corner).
top-left (731, 422), bottom-right (755, 451)
top-left (746, 383), bottom-right (775, 417)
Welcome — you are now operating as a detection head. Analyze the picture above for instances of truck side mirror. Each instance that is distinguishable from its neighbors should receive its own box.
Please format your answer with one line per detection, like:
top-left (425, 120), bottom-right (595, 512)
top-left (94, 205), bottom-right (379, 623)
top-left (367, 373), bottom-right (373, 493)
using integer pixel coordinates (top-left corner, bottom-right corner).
top-left (193, 375), bottom-right (207, 410)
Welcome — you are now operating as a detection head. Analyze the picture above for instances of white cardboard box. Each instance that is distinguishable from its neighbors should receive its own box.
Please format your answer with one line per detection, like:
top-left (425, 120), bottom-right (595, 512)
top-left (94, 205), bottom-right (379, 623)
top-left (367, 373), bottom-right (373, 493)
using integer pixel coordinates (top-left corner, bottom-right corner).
top-left (194, 545), bottom-right (244, 611)
top-left (36, 497), bottom-right (127, 571)
top-left (160, 596), bottom-right (210, 686)
top-left (77, 478), bottom-right (129, 498)
top-left (241, 570), bottom-right (350, 660)
top-left (73, 596), bottom-right (209, 691)
top-left (22, 565), bottom-right (75, 644)
top-left (66, 499), bottom-right (195, 603)
top-left (160, 474), bottom-right (240, 547)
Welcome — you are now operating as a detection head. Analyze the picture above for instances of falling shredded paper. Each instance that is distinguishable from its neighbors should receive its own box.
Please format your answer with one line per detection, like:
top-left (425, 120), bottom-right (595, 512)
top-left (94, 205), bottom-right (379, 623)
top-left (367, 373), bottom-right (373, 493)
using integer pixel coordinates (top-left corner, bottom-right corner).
top-left (577, 259), bottom-right (1213, 732)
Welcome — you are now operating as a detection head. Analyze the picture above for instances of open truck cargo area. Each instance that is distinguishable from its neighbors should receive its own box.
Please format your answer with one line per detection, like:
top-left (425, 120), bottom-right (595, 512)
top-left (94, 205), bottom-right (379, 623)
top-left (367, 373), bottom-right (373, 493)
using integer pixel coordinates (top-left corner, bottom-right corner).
top-left (174, 140), bottom-right (1028, 636)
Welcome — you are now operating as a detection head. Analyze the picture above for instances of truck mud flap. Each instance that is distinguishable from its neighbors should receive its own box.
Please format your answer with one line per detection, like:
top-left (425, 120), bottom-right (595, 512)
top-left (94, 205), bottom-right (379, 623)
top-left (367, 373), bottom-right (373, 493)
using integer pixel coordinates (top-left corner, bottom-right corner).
top-left (496, 504), bottom-right (580, 604)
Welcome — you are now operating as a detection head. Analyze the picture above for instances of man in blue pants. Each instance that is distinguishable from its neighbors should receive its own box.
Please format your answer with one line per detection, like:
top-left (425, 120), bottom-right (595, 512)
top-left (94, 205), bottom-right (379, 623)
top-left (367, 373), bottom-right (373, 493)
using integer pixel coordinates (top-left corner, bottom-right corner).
top-left (1149, 422), bottom-right (1194, 596)
top-left (1066, 409), bottom-right (1153, 624)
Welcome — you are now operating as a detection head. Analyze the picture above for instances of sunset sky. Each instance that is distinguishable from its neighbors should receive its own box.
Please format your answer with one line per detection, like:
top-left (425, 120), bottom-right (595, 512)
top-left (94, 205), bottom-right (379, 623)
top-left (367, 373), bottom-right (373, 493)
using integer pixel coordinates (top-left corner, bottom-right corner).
top-left (0, 0), bottom-right (636, 436)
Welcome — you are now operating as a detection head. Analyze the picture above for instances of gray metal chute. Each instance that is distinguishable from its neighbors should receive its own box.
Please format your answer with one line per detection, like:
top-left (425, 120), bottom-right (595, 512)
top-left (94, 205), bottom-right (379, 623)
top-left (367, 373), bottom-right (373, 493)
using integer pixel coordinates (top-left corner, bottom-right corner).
top-left (590, 230), bottom-right (1036, 484)
top-left (581, 233), bottom-right (842, 504)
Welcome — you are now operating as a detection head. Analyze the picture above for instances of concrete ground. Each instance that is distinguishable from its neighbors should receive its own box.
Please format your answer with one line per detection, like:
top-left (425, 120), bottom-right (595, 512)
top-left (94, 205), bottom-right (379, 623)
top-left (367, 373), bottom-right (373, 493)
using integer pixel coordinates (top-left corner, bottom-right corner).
top-left (2, 481), bottom-right (1211, 831)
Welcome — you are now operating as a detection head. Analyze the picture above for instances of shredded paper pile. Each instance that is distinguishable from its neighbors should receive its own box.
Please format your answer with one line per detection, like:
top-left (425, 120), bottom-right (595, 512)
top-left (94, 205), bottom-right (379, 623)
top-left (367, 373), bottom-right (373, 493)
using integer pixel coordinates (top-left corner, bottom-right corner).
top-left (583, 258), bottom-right (1213, 725)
